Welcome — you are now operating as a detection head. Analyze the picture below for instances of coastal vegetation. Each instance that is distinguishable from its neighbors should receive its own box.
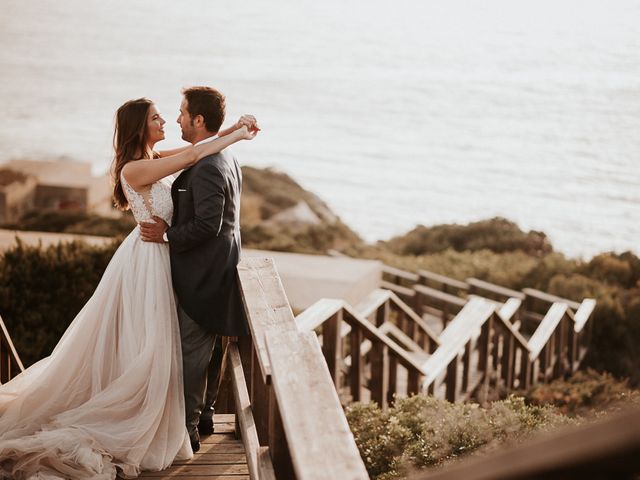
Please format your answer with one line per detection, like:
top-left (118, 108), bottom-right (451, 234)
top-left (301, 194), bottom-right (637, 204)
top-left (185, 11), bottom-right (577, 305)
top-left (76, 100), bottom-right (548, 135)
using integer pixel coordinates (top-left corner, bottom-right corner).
top-left (0, 166), bottom-right (638, 477)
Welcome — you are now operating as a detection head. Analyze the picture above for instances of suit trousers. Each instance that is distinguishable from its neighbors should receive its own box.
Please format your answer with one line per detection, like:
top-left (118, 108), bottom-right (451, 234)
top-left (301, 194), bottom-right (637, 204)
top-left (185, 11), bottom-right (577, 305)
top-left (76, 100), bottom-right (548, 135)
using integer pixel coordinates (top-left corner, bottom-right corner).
top-left (177, 305), bottom-right (218, 437)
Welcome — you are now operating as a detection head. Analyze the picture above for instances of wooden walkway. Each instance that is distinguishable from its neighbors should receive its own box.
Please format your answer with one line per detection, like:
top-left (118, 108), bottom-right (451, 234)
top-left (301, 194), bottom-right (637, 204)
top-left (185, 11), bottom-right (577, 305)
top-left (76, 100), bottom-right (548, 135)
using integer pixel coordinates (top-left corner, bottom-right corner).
top-left (139, 414), bottom-right (249, 480)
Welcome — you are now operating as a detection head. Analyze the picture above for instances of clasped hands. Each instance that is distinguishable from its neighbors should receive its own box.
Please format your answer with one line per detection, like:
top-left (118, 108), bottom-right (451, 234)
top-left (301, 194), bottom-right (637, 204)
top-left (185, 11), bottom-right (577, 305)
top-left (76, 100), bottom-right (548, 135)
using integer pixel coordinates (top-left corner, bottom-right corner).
top-left (139, 115), bottom-right (260, 243)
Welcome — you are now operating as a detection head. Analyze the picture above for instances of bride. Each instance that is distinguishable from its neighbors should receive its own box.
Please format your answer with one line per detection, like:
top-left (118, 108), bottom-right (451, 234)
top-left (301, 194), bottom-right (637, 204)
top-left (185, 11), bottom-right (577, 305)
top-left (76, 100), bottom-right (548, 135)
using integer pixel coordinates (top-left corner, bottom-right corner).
top-left (0, 97), bottom-right (258, 479)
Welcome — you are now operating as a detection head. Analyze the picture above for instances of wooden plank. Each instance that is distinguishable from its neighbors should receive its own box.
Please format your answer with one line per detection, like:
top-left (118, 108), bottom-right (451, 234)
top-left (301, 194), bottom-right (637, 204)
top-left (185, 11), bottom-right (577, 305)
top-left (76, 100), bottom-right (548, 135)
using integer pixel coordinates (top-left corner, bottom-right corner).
top-left (265, 330), bottom-right (370, 480)
top-left (198, 442), bottom-right (245, 452)
top-left (528, 303), bottom-right (568, 360)
top-left (382, 265), bottom-right (419, 282)
top-left (387, 291), bottom-right (441, 347)
top-left (381, 322), bottom-right (430, 360)
top-left (418, 269), bottom-right (469, 291)
top-left (237, 257), bottom-right (298, 384)
top-left (410, 407), bottom-right (640, 480)
top-left (421, 298), bottom-right (495, 387)
top-left (227, 343), bottom-right (275, 480)
top-left (0, 315), bottom-right (24, 374)
top-left (296, 298), bottom-right (345, 332)
top-left (497, 298), bottom-right (522, 323)
top-left (341, 304), bottom-right (427, 374)
top-left (200, 434), bottom-right (243, 446)
top-left (172, 453), bottom-right (247, 465)
top-left (381, 280), bottom-right (416, 298)
top-left (522, 287), bottom-right (581, 310)
top-left (413, 284), bottom-right (467, 307)
top-left (141, 477), bottom-right (248, 480)
top-left (355, 288), bottom-right (392, 319)
top-left (139, 464), bottom-right (249, 476)
top-left (573, 298), bottom-right (596, 332)
top-left (466, 278), bottom-right (525, 300)
top-left (257, 446), bottom-right (276, 480)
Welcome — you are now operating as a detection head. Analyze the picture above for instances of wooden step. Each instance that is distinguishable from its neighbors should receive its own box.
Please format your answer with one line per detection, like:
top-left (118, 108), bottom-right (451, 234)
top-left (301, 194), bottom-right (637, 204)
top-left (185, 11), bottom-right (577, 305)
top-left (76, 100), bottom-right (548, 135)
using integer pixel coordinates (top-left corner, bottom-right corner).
top-left (138, 414), bottom-right (249, 480)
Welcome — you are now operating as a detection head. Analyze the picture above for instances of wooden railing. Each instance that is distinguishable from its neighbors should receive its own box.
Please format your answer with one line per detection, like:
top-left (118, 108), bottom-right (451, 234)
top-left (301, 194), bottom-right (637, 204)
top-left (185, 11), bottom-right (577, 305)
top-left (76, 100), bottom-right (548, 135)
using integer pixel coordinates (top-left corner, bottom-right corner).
top-left (297, 298), bottom-right (427, 410)
top-left (217, 257), bottom-right (369, 480)
top-left (420, 297), bottom-right (497, 402)
top-left (0, 314), bottom-right (24, 384)
top-left (381, 266), bottom-right (596, 383)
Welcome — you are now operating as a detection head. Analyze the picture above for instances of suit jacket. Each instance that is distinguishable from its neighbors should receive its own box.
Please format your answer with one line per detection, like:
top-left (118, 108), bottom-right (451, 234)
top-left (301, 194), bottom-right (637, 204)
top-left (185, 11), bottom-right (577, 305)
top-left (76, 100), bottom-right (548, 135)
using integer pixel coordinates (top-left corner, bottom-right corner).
top-left (167, 149), bottom-right (248, 336)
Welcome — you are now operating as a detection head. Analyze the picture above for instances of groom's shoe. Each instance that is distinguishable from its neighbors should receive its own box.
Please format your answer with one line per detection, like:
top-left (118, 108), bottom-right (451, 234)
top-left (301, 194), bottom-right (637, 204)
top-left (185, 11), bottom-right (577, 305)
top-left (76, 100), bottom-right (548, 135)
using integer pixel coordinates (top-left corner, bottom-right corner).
top-left (198, 417), bottom-right (215, 436)
top-left (189, 431), bottom-right (200, 453)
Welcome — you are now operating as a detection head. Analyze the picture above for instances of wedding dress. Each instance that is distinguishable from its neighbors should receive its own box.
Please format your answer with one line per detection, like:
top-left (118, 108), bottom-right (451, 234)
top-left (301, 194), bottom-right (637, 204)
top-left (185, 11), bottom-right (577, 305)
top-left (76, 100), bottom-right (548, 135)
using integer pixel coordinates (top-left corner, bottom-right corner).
top-left (0, 175), bottom-right (192, 479)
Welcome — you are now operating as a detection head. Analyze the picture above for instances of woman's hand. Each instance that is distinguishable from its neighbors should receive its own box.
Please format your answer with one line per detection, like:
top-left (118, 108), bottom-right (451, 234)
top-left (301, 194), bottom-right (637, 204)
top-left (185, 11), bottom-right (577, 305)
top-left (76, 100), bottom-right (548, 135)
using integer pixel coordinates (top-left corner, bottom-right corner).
top-left (235, 114), bottom-right (259, 132)
top-left (238, 125), bottom-right (259, 140)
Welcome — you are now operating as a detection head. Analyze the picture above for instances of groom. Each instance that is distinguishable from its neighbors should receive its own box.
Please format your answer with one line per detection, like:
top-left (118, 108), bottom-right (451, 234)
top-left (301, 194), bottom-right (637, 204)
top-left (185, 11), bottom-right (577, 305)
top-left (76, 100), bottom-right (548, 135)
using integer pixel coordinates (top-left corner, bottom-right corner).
top-left (140, 86), bottom-right (251, 452)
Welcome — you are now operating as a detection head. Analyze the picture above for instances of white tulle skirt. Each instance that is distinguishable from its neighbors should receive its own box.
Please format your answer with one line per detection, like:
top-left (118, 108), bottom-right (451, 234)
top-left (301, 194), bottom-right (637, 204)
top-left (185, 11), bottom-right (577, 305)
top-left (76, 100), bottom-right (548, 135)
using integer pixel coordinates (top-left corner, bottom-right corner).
top-left (0, 227), bottom-right (192, 479)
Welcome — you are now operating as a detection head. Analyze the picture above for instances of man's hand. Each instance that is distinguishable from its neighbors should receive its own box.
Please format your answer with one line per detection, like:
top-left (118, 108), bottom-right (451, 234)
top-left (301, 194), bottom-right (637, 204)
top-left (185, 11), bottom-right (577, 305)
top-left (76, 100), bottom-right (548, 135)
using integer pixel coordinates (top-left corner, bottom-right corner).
top-left (140, 216), bottom-right (169, 243)
top-left (235, 114), bottom-right (260, 133)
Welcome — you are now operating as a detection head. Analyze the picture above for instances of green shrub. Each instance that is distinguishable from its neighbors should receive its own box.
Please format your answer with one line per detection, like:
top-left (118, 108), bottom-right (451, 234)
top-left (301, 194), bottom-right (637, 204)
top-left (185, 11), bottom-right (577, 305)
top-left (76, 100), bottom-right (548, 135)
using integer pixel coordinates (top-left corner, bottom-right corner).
top-left (0, 239), bottom-right (120, 366)
top-left (346, 394), bottom-right (573, 479)
top-left (2, 209), bottom-right (136, 237)
top-left (380, 218), bottom-right (552, 257)
top-left (524, 369), bottom-right (640, 417)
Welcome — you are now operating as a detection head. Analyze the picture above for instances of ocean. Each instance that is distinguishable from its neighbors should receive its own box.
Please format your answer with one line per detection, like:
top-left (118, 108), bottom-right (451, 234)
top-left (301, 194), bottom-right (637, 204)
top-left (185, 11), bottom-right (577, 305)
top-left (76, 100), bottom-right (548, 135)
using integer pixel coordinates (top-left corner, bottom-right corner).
top-left (1, 0), bottom-right (639, 258)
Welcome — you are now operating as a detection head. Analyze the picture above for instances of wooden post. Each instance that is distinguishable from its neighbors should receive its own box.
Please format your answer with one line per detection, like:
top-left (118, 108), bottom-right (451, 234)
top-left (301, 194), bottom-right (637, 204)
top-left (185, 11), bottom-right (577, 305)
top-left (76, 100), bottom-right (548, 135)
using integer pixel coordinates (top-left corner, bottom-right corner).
top-left (252, 348), bottom-right (271, 445)
top-left (388, 355), bottom-right (398, 405)
top-left (376, 300), bottom-right (390, 327)
top-left (462, 341), bottom-right (471, 392)
top-left (268, 388), bottom-right (296, 480)
top-left (445, 355), bottom-right (459, 403)
top-left (407, 369), bottom-right (420, 396)
top-left (520, 353), bottom-right (531, 390)
top-left (322, 311), bottom-right (342, 387)
top-left (555, 316), bottom-right (567, 378)
top-left (502, 334), bottom-right (515, 391)
top-left (370, 342), bottom-right (390, 410)
top-left (349, 327), bottom-right (363, 402)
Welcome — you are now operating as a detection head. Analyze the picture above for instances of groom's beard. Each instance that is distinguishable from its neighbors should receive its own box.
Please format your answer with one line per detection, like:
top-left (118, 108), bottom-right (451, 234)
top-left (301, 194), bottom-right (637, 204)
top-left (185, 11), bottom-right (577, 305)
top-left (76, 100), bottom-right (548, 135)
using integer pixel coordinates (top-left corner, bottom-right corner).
top-left (181, 120), bottom-right (196, 144)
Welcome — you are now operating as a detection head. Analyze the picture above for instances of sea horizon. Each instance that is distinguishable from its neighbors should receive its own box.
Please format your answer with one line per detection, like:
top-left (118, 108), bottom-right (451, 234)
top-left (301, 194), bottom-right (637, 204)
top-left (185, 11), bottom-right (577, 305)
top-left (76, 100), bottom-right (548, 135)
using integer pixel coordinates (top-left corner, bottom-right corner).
top-left (1, 0), bottom-right (638, 259)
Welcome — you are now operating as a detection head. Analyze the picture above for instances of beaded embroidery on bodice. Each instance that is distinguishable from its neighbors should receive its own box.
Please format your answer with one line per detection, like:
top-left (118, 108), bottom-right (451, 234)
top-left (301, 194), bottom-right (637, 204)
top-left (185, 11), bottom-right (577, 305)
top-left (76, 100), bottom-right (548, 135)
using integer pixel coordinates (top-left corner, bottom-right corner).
top-left (121, 173), bottom-right (173, 225)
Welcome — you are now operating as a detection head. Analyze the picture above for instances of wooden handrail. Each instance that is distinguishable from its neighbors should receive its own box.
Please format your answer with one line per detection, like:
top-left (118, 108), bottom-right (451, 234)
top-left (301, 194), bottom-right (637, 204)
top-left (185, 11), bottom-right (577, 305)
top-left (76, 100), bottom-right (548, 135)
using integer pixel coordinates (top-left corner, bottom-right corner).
top-left (355, 288), bottom-right (440, 348)
top-left (237, 257), bottom-right (298, 384)
top-left (419, 269), bottom-right (469, 291)
top-left (467, 278), bottom-right (525, 300)
top-left (265, 330), bottom-right (369, 480)
top-left (411, 406), bottom-right (640, 480)
top-left (527, 303), bottom-right (568, 360)
top-left (0, 314), bottom-right (25, 384)
top-left (225, 341), bottom-right (276, 480)
top-left (342, 304), bottom-right (428, 375)
top-left (572, 298), bottom-right (597, 332)
top-left (227, 257), bottom-right (368, 479)
top-left (414, 284), bottom-right (467, 307)
top-left (295, 298), bottom-right (344, 332)
top-left (522, 287), bottom-right (581, 310)
top-left (421, 297), bottom-right (495, 388)
top-left (497, 297), bottom-right (522, 323)
top-left (382, 265), bottom-right (419, 282)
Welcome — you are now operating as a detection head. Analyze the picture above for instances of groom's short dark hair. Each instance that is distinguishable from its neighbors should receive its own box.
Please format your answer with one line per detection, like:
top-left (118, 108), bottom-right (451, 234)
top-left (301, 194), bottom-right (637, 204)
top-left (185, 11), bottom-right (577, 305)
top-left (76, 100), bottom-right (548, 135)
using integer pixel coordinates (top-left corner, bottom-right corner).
top-left (182, 86), bottom-right (226, 133)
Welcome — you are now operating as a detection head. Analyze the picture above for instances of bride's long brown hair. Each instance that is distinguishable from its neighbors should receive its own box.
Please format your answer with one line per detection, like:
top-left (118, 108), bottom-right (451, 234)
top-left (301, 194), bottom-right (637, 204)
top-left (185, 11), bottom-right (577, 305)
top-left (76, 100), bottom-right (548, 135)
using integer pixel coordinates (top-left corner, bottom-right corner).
top-left (111, 97), bottom-right (154, 210)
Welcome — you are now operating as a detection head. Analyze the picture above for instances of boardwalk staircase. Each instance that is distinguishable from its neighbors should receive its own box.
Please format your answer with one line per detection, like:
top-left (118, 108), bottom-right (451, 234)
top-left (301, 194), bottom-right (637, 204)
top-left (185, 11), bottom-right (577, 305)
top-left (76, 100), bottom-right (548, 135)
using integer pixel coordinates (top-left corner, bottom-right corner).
top-left (296, 264), bottom-right (597, 406)
top-left (3, 257), bottom-right (640, 479)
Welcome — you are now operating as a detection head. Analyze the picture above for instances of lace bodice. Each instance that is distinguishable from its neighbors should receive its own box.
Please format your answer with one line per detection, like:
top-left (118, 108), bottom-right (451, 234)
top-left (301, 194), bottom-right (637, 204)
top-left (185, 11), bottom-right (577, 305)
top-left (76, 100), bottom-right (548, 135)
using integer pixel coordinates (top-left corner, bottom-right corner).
top-left (121, 173), bottom-right (173, 225)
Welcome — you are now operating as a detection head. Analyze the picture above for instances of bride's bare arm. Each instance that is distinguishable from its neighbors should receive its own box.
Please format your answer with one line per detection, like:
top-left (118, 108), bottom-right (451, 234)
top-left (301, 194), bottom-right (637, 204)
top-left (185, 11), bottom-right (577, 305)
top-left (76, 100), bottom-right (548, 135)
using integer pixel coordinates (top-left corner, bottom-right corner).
top-left (156, 145), bottom-right (190, 158)
top-left (218, 114), bottom-right (258, 137)
top-left (123, 127), bottom-right (255, 189)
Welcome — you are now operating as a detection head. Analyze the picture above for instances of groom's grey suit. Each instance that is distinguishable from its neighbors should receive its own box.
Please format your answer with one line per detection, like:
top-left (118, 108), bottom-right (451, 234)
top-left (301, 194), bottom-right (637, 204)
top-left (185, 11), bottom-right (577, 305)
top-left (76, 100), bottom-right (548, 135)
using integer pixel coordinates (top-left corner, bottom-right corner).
top-left (166, 147), bottom-right (248, 437)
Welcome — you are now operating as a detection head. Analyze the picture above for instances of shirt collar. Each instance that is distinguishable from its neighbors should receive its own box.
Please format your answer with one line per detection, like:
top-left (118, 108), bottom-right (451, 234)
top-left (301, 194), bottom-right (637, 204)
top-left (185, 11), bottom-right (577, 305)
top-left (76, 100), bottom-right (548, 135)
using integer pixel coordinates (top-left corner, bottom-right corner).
top-left (194, 134), bottom-right (219, 147)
